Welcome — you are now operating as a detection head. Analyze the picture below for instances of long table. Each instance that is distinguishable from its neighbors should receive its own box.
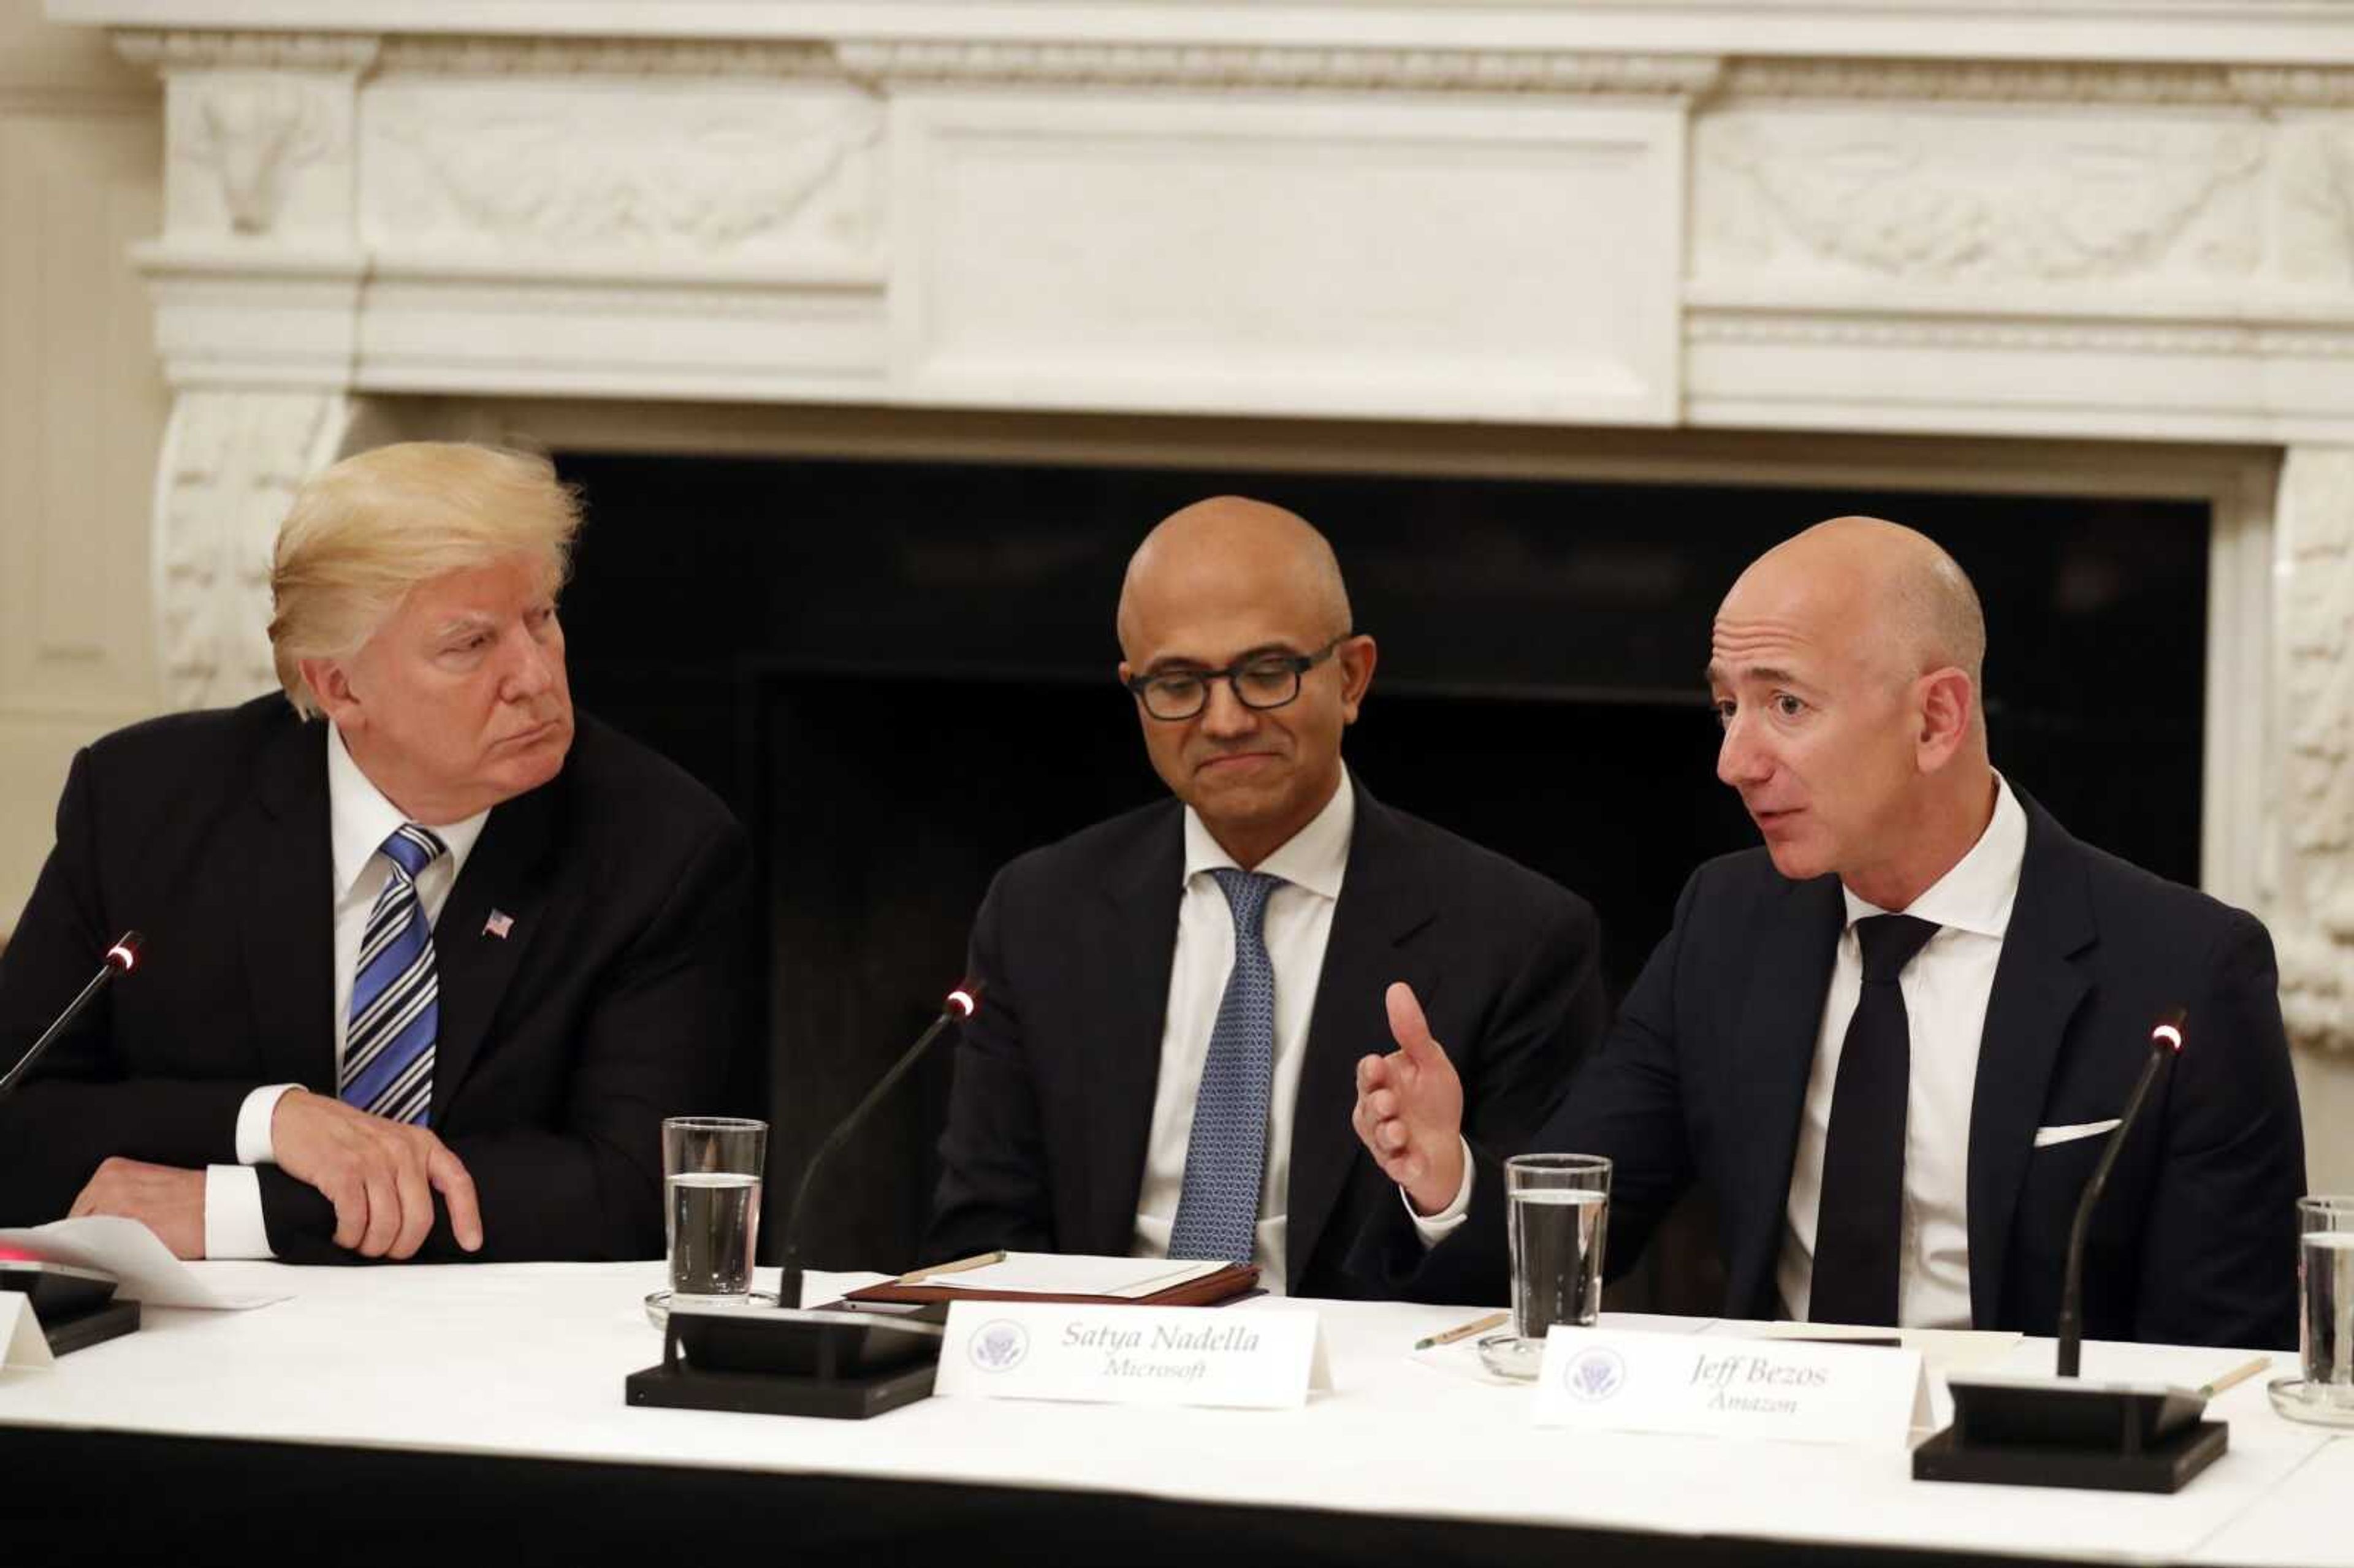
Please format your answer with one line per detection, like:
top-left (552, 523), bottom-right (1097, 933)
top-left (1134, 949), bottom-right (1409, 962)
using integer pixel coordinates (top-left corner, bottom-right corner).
top-left (1, 1262), bottom-right (2344, 1567)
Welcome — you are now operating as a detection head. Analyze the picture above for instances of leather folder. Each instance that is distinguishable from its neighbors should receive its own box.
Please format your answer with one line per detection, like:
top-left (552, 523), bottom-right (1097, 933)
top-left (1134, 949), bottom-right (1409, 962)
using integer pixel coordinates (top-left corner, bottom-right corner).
top-left (844, 1262), bottom-right (1259, 1309)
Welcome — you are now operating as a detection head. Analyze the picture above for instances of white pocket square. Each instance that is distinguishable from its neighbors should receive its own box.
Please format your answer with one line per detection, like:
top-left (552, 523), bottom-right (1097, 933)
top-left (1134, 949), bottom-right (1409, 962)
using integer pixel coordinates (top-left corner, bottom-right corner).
top-left (2033, 1118), bottom-right (2122, 1148)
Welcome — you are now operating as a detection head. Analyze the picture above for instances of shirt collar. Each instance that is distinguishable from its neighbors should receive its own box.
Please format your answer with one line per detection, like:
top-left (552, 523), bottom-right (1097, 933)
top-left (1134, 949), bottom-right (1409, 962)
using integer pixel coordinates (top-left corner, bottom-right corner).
top-left (326, 721), bottom-right (492, 902)
top-left (1841, 773), bottom-right (2027, 940)
top-left (1180, 769), bottom-right (1355, 902)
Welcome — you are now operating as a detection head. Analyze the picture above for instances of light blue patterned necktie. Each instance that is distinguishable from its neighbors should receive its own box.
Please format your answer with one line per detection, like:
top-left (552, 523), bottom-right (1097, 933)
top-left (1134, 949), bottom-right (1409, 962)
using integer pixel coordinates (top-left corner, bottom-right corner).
top-left (338, 824), bottom-right (446, 1125)
top-left (1168, 867), bottom-right (1284, 1265)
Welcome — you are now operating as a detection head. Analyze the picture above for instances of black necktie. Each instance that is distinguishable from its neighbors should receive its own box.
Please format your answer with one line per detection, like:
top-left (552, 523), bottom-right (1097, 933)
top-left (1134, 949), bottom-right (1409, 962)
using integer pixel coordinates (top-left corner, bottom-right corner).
top-left (1810, 913), bottom-right (1940, 1326)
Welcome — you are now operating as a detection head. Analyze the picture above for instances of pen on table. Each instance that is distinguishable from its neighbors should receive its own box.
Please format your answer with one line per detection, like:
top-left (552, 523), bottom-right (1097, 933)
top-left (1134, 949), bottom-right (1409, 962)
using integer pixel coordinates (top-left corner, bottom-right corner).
top-left (2198, 1356), bottom-right (2272, 1398)
top-left (1414, 1311), bottom-right (1509, 1350)
top-left (896, 1249), bottom-right (1005, 1284)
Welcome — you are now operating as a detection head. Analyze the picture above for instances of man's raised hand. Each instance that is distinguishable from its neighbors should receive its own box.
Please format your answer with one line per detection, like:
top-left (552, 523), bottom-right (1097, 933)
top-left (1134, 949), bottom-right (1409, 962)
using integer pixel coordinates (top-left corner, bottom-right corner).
top-left (1352, 981), bottom-right (1466, 1216)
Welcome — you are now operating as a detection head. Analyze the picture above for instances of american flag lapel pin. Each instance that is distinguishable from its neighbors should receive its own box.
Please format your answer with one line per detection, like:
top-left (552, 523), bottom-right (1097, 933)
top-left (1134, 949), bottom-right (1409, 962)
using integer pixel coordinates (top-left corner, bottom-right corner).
top-left (483, 909), bottom-right (514, 940)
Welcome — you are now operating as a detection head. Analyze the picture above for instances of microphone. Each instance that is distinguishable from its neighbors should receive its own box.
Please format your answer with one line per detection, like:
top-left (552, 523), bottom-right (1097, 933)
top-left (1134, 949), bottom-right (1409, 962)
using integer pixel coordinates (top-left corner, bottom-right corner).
top-left (0, 932), bottom-right (147, 1355)
top-left (627, 981), bottom-right (981, 1421)
top-left (2055, 1006), bottom-right (2184, 1377)
top-left (1915, 1006), bottom-right (2220, 1494)
top-left (777, 981), bottom-right (980, 1313)
top-left (0, 931), bottom-right (143, 1102)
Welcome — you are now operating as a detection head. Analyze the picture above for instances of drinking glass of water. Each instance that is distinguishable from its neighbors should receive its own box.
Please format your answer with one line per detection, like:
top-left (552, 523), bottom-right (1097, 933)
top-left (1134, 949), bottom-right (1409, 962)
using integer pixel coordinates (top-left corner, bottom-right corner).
top-left (2298, 1195), bottom-right (2354, 1415)
top-left (1504, 1152), bottom-right (1612, 1343)
top-left (661, 1116), bottom-right (767, 1310)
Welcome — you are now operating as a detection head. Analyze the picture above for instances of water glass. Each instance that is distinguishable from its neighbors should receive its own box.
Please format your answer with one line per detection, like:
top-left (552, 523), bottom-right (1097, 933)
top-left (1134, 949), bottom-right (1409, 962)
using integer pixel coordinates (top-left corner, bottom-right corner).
top-left (2301, 1195), bottom-right (2354, 1409)
top-left (663, 1116), bottom-right (766, 1305)
top-left (1506, 1152), bottom-right (1612, 1342)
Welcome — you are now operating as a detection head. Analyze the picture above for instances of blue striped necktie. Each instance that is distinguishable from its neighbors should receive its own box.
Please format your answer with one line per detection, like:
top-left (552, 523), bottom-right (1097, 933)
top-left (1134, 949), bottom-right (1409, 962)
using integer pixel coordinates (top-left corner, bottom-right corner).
top-left (1168, 867), bottom-right (1284, 1266)
top-left (339, 823), bottom-right (448, 1125)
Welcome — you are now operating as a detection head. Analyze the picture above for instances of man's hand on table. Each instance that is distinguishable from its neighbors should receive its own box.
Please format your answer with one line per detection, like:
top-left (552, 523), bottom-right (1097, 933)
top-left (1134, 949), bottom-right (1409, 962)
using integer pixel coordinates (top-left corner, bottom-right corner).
top-left (271, 1089), bottom-right (484, 1259)
top-left (1354, 981), bottom-right (1469, 1217)
top-left (69, 1157), bottom-right (205, 1258)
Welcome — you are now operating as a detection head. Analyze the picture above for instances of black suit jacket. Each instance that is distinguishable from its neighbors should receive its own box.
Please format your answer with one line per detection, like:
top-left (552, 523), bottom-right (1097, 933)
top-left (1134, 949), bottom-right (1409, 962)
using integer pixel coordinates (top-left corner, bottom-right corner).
top-left (925, 775), bottom-right (1606, 1298)
top-left (1359, 793), bottom-right (2306, 1348)
top-left (0, 695), bottom-right (749, 1263)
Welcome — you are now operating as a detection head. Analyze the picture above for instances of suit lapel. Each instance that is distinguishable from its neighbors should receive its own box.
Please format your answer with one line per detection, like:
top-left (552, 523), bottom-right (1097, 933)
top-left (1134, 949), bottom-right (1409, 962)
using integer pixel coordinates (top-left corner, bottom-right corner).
top-left (1724, 872), bottom-right (1845, 1317)
top-left (429, 777), bottom-right (561, 1121)
top-left (1083, 809), bottom-right (1184, 1252)
top-left (1287, 782), bottom-right (1435, 1293)
top-left (245, 715), bottom-right (337, 1092)
top-left (1965, 795), bottom-right (2093, 1329)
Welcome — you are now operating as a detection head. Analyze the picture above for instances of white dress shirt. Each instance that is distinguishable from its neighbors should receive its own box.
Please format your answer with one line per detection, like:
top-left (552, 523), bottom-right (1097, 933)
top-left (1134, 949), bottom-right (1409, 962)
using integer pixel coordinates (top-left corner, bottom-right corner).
top-left (200, 723), bottom-right (489, 1260)
top-left (1130, 775), bottom-right (1354, 1296)
top-left (1778, 775), bottom-right (2027, 1328)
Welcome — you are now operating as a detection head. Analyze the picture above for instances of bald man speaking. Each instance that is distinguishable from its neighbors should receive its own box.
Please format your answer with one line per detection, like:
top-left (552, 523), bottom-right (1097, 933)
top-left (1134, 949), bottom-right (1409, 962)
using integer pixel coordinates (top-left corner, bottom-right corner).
top-left (925, 498), bottom-right (1604, 1297)
top-left (1355, 517), bottom-right (2304, 1347)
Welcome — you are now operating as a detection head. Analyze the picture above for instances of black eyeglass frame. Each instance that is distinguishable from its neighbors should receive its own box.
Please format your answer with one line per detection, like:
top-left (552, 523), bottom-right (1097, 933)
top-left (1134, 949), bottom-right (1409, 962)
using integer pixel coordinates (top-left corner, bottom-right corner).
top-left (1122, 635), bottom-right (1354, 721)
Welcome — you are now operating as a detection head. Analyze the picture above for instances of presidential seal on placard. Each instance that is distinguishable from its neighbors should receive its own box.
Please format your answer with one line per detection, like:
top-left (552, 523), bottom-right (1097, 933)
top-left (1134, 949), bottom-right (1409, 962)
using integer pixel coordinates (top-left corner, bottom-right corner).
top-left (969, 1319), bottom-right (1029, 1372)
top-left (1564, 1346), bottom-right (1627, 1403)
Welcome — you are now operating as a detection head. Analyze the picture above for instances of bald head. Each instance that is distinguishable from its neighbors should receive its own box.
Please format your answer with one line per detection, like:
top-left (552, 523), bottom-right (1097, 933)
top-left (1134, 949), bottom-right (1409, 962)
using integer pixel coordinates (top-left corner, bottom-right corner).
top-left (1116, 497), bottom-right (1352, 658)
top-left (1710, 515), bottom-right (1995, 908)
top-left (1729, 516), bottom-right (1986, 699)
top-left (1114, 495), bottom-right (1374, 870)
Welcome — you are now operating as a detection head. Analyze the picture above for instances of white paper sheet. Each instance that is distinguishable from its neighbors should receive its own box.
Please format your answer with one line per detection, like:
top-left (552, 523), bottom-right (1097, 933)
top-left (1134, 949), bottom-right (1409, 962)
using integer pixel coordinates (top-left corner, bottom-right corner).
top-left (909, 1254), bottom-right (1224, 1298)
top-left (0, 1218), bottom-right (289, 1309)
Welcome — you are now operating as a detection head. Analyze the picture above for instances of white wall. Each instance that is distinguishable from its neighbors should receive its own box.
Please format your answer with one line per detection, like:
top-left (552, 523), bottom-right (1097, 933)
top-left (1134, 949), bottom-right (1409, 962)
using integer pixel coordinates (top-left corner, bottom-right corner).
top-left (0, 0), bottom-right (167, 933)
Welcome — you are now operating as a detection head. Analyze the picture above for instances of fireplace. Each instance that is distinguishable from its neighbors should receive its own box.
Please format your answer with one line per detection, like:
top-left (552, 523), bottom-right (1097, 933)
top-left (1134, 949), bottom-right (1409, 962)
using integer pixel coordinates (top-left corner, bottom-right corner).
top-left (39, 0), bottom-right (2354, 1191)
top-left (547, 446), bottom-right (2210, 1277)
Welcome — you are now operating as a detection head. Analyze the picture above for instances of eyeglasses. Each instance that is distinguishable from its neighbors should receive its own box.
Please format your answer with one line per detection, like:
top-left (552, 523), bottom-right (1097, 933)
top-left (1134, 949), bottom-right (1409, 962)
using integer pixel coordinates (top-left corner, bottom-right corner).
top-left (1124, 637), bottom-right (1349, 721)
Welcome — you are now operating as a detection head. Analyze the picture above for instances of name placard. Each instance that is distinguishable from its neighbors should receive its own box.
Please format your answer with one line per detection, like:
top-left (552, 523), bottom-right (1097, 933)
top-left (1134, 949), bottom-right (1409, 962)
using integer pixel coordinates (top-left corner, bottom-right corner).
top-left (0, 1295), bottom-right (53, 1372)
top-left (934, 1303), bottom-right (1331, 1409)
top-left (1533, 1329), bottom-right (1927, 1447)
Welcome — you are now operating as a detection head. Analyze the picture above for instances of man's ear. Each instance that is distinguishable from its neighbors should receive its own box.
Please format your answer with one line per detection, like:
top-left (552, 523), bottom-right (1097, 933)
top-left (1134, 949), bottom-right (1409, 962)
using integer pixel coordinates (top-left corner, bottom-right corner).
top-left (1338, 634), bottom-right (1378, 725)
top-left (300, 657), bottom-right (362, 729)
top-left (1914, 666), bottom-right (1974, 772)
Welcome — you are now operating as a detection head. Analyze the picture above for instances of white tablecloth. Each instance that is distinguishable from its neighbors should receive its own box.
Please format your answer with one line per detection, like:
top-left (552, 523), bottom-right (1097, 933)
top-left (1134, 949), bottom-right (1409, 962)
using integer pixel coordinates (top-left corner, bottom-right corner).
top-left (0, 1261), bottom-right (2341, 1565)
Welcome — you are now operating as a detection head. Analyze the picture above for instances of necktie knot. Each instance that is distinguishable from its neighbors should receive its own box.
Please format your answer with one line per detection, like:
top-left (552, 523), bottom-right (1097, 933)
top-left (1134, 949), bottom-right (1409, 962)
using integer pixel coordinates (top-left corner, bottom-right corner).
top-left (381, 824), bottom-right (448, 882)
top-left (1856, 913), bottom-right (1939, 987)
top-left (1208, 867), bottom-right (1284, 940)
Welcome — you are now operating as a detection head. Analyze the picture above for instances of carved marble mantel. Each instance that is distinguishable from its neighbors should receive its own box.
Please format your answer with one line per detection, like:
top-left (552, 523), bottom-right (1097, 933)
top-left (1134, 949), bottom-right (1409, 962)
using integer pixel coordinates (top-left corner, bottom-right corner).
top-left (42, 1), bottom-right (2354, 1050)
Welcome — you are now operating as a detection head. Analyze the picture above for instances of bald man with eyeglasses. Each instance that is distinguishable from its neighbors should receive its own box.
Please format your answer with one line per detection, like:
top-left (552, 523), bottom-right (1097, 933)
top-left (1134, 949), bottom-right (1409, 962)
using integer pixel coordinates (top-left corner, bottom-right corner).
top-left (922, 497), bottom-right (1605, 1299)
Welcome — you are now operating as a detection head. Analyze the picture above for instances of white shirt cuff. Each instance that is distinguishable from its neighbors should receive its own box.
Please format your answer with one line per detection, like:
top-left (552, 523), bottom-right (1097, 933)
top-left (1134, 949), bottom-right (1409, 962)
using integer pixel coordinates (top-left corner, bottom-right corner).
top-left (236, 1084), bottom-right (298, 1165)
top-left (202, 1164), bottom-right (276, 1260)
top-left (1404, 1138), bottom-right (1477, 1249)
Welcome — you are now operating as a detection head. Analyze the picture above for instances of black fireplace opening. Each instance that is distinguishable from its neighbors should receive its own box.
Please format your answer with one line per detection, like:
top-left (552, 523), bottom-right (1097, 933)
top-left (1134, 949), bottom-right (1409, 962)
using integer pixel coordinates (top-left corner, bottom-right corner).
top-left (552, 449), bottom-right (2209, 1292)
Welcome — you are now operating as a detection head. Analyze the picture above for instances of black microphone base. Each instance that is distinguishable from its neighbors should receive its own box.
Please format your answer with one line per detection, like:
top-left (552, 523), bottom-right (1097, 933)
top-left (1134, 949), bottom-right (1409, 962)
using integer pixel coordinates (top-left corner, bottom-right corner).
top-left (39, 1298), bottom-right (142, 1357)
top-left (1914, 1376), bottom-right (2228, 1493)
top-left (1914, 1418), bottom-right (2226, 1493)
top-left (1, 1262), bottom-right (142, 1355)
top-left (624, 1303), bottom-right (943, 1421)
top-left (626, 1356), bottom-right (937, 1420)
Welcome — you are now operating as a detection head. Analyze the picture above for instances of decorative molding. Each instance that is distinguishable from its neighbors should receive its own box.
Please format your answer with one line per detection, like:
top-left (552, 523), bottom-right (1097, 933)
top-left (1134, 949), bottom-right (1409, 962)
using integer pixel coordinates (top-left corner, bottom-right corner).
top-left (2274, 445), bottom-right (2354, 1056)
top-left (2279, 124), bottom-right (2354, 284)
top-left (1720, 58), bottom-right (2240, 106)
top-left (154, 389), bottom-right (355, 710)
top-left (362, 84), bottom-right (883, 257)
top-left (1686, 314), bottom-right (2354, 358)
top-left (837, 40), bottom-right (1723, 96)
top-left (114, 29), bottom-right (378, 74)
top-left (1695, 116), bottom-right (2264, 284)
top-left (376, 36), bottom-right (837, 79)
top-left (2228, 67), bottom-right (2354, 109)
top-left (173, 73), bottom-right (342, 235)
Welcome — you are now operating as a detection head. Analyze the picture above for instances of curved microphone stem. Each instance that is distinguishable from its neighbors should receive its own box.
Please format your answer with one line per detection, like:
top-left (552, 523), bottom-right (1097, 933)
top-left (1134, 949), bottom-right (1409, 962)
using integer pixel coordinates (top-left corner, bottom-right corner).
top-left (2055, 1010), bottom-right (2184, 1377)
top-left (0, 931), bottom-right (142, 1102)
top-left (776, 987), bottom-right (977, 1313)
